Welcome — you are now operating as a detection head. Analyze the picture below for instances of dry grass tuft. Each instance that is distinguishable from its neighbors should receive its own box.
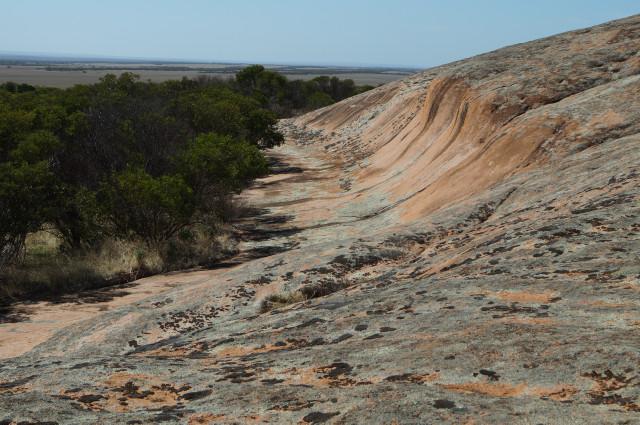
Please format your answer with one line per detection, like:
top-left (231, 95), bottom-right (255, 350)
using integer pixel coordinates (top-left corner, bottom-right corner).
top-left (0, 225), bottom-right (237, 305)
top-left (260, 291), bottom-right (307, 313)
top-left (259, 279), bottom-right (350, 313)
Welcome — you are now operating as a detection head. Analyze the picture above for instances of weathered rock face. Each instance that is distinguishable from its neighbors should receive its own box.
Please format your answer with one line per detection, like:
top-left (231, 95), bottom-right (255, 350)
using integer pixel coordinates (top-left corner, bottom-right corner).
top-left (1, 15), bottom-right (640, 425)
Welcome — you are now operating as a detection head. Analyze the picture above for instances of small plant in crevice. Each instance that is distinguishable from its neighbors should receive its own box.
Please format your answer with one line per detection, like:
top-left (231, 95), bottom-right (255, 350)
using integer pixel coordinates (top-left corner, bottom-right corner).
top-left (259, 278), bottom-right (350, 313)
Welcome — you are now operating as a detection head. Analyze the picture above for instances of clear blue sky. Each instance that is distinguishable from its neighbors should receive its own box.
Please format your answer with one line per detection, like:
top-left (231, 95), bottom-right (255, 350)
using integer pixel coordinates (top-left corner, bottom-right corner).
top-left (2, 0), bottom-right (638, 68)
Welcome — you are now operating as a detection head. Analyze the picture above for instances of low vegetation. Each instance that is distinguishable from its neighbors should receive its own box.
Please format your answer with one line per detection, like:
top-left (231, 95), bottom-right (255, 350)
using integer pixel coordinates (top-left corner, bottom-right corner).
top-left (233, 65), bottom-right (375, 116)
top-left (0, 67), bottom-right (373, 304)
top-left (260, 279), bottom-right (350, 313)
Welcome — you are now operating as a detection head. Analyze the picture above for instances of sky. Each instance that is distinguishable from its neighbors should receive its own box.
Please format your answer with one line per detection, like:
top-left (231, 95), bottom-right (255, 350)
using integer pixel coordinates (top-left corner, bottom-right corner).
top-left (2, 0), bottom-right (639, 68)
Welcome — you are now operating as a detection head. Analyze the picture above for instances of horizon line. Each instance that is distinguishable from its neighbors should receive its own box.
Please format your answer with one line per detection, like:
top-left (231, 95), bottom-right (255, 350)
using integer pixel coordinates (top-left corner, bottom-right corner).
top-left (0, 50), bottom-right (424, 71)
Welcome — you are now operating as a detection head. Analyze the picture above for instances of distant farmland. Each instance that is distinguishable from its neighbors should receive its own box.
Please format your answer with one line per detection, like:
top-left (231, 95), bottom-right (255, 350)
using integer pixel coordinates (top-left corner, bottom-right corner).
top-left (0, 61), bottom-right (418, 87)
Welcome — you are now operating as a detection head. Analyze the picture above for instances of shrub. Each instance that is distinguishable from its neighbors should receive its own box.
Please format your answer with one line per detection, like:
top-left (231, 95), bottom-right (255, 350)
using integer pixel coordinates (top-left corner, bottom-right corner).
top-left (260, 291), bottom-right (307, 313)
top-left (0, 160), bottom-right (62, 269)
top-left (307, 92), bottom-right (335, 109)
top-left (99, 168), bottom-right (196, 246)
top-left (0, 66), bottom-right (372, 302)
top-left (259, 279), bottom-right (350, 313)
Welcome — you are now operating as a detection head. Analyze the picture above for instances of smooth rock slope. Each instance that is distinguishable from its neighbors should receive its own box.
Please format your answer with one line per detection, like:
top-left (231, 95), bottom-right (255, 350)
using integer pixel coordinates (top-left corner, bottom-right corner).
top-left (1, 15), bottom-right (640, 424)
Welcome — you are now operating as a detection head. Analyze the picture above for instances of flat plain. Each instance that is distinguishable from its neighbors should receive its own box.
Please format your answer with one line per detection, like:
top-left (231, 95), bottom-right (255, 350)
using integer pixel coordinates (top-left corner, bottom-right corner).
top-left (0, 61), bottom-right (417, 87)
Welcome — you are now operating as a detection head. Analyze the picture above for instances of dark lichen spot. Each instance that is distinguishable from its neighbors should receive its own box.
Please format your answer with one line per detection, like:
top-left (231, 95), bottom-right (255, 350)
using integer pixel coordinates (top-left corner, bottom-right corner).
top-left (261, 378), bottom-right (285, 385)
top-left (302, 411), bottom-right (340, 423)
top-left (0, 375), bottom-right (37, 388)
top-left (181, 389), bottom-right (212, 401)
top-left (364, 333), bottom-right (383, 340)
top-left (479, 369), bottom-right (500, 381)
top-left (296, 318), bottom-right (326, 328)
top-left (77, 394), bottom-right (104, 403)
top-left (318, 362), bottom-right (353, 378)
top-left (434, 399), bottom-right (456, 409)
top-left (332, 333), bottom-right (353, 343)
top-left (385, 373), bottom-right (430, 384)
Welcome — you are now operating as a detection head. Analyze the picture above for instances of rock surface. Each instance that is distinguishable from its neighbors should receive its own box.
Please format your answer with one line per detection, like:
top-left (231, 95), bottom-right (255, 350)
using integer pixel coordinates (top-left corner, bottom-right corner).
top-left (2, 15), bottom-right (640, 424)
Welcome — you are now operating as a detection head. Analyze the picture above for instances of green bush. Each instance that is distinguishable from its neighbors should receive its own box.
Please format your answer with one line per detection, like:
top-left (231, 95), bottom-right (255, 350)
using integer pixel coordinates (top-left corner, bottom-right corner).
top-left (308, 92), bottom-right (335, 109)
top-left (0, 73), bottom-right (278, 270)
top-left (0, 66), bottom-right (372, 302)
top-left (99, 168), bottom-right (196, 245)
top-left (233, 65), bottom-right (375, 116)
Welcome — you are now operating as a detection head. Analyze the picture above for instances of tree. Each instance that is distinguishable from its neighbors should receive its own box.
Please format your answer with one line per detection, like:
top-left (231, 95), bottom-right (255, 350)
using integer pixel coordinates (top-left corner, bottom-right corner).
top-left (308, 92), bottom-right (334, 109)
top-left (245, 109), bottom-right (284, 148)
top-left (235, 65), bottom-right (266, 94)
top-left (235, 65), bottom-right (288, 110)
top-left (0, 160), bottom-right (61, 268)
top-left (0, 67), bottom-right (370, 272)
top-left (99, 168), bottom-right (196, 246)
top-left (177, 133), bottom-right (267, 198)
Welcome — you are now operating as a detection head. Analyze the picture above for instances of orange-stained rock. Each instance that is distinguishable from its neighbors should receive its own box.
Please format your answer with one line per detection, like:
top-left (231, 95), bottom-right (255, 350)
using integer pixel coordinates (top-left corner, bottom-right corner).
top-left (2, 14), bottom-right (640, 425)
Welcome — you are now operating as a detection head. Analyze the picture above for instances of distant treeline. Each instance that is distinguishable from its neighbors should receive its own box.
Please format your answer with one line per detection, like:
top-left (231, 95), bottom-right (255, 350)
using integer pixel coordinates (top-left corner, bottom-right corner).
top-left (203, 64), bottom-right (375, 116)
top-left (0, 66), bottom-right (372, 302)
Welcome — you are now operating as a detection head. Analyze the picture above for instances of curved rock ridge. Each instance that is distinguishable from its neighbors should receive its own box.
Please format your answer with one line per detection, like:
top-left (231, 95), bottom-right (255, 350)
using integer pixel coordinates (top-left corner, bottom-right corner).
top-left (285, 15), bottom-right (640, 225)
top-left (1, 15), bottom-right (640, 424)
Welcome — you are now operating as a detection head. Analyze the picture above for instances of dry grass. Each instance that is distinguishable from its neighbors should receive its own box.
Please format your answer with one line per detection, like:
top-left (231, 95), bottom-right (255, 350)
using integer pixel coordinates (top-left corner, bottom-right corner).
top-left (259, 279), bottom-right (350, 313)
top-left (0, 225), bottom-right (237, 305)
top-left (92, 238), bottom-right (163, 278)
top-left (260, 291), bottom-right (307, 312)
top-left (0, 234), bottom-right (162, 304)
top-left (24, 230), bottom-right (62, 256)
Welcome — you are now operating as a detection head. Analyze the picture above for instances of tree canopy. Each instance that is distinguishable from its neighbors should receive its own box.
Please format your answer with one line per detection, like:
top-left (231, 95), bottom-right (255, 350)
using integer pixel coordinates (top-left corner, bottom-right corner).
top-left (0, 67), bottom-right (374, 273)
